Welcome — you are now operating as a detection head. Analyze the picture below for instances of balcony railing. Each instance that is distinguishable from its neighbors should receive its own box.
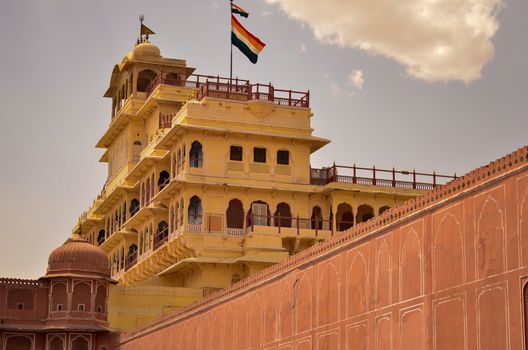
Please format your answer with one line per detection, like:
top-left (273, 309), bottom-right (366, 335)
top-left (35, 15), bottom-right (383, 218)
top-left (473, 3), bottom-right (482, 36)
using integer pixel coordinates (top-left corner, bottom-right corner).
top-left (178, 213), bottom-right (350, 236)
top-left (159, 112), bottom-right (174, 129)
top-left (153, 227), bottom-right (169, 250)
top-left (247, 214), bottom-right (341, 236)
top-left (310, 164), bottom-right (456, 190)
top-left (145, 73), bottom-right (310, 108)
top-left (125, 251), bottom-right (137, 271)
top-left (197, 81), bottom-right (309, 108)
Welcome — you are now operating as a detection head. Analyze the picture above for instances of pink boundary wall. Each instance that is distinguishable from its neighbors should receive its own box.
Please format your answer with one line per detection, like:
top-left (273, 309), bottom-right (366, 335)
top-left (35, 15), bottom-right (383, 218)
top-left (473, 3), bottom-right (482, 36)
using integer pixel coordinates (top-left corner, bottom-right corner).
top-left (118, 146), bottom-right (528, 350)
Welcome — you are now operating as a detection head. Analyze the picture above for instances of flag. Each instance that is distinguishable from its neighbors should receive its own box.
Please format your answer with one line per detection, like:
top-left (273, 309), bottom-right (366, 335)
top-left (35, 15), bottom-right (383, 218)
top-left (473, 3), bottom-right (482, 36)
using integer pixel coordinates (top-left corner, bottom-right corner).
top-left (141, 23), bottom-right (155, 36)
top-left (231, 2), bottom-right (249, 18)
top-left (231, 15), bottom-right (266, 64)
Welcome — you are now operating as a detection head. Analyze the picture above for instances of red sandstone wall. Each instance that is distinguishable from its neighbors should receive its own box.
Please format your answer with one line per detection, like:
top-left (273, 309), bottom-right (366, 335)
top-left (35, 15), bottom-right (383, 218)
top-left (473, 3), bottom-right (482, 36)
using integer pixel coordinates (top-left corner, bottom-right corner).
top-left (119, 147), bottom-right (528, 350)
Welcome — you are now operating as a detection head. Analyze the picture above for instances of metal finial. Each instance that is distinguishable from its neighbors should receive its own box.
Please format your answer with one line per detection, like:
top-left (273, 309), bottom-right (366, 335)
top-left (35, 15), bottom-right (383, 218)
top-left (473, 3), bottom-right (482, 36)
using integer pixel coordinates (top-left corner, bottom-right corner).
top-left (139, 14), bottom-right (145, 23)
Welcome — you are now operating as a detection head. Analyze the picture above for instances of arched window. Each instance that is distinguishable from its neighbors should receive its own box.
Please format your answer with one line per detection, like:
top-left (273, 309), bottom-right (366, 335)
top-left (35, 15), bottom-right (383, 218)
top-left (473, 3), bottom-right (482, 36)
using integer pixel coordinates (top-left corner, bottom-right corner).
top-left (356, 204), bottom-right (374, 224)
top-left (176, 148), bottom-right (182, 173)
top-left (231, 273), bottom-right (241, 284)
top-left (151, 174), bottom-right (155, 198)
top-left (274, 202), bottom-right (292, 227)
top-left (171, 152), bottom-right (176, 177)
top-left (71, 335), bottom-right (90, 350)
top-left (226, 199), bottom-right (244, 229)
top-left (158, 221), bottom-right (169, 239)
top-left (247, 201), bottom-right (270, 227)
top-left (128, 244), bottom-right (138, 256)
top-left (5, 335), bottom-right (32, 350)
top-left (379, 206), bottom-right (391, 215)
top-left (189, 141), bottom-right (203, 168)
top-left (141, 183), bottom-right (146, 207)
top-left (130, 198), bottom-right (140, 216)
top-left (126, 244), bottom-right (138, 268)
top-left (48, 335), bottom-right (64, 350)
top-left (122, 202), bottom-right (127, 225)
top-left (188, 196), bottom-right (203, 224)
top-left (52, 282), bottom-right (67, 311)
top-left (154, 221), bottom-right (169, 248)
top-left (311, 206), bottom-right (323, 230)
top-left (165, 72), bottom-right (180, 85)
top-left (158, 170), bottom-right (170, 191)
top-left (72, 282), bottom-right (91, 312)
top-left (146, 178), bottom-right (151, 204)
top-left (97, 230), bottom-right (105, 246)
top-left (137, 69), bottom-right (157, 92)
top-left (337, 203), bottom-right (354, 231)
top-left (95, 285), bottom-right (107, 313)
top-left (179, 199), bottom-right (184, 226)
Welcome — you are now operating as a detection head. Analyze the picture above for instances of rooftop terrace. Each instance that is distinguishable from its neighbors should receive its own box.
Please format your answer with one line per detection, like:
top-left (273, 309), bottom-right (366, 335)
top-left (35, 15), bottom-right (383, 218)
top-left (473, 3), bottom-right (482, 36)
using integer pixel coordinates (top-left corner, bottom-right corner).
top-left (146, 73), bottom-right (310, 108)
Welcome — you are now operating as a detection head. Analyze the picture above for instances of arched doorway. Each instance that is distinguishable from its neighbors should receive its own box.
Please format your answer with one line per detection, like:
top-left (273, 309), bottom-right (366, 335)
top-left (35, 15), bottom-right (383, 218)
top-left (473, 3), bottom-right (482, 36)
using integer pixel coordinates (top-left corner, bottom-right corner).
top-left (48, 335), bottom-right (64, 350)
top-left (227, 199), bottom-right (245, 232)
top-left (188, 196), bottom-right (203, 225)
top-left (97, 230), bottom-right (106, 246)
top-left (5, 335), bottom-right (32, 350)
top-left (311, 206), bottom-right (323, 230)
top-left (130, 198), bottom-right (140, 216)
top-left (247, 201), bottom-right (270, 227)
top-left (356, 204), bottom-right (375, 224)
top-left (337, 203), bottom-right (354, 231)
top-left (158, 170), bottom-right (170, 191)
top-left (155, 221), bottom-right (169, 248)
top-left (189, 141), bottom-right (203, 168)
top-left (71, 335), bottom-right (90, 350)
top-left (379, 206), bottom-right (391, 215)
top-left (274, 202), bottom-right (292, 227)
top-left (137, 69), bottom-right (156, 92)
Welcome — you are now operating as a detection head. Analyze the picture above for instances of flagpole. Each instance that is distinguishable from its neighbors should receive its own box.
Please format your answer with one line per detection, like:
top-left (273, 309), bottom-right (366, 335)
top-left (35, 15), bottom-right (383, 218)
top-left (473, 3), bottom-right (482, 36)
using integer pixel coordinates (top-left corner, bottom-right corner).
top-left (229, 0), bottom-right (233, 85)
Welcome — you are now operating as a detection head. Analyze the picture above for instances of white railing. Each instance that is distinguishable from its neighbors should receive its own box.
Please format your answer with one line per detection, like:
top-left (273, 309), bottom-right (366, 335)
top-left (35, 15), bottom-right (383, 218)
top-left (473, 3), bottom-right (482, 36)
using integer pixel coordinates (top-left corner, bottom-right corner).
top-left (226, 228), bottom-right (245, 236)
top-left (187, 223), bottom-right (202, 233)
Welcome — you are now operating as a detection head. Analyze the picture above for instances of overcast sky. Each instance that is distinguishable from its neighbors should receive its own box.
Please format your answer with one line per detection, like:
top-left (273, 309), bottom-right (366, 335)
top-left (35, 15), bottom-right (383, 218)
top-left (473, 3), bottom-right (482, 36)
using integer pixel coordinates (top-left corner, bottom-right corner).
top-left (0, 0), bottom-right (526, 278)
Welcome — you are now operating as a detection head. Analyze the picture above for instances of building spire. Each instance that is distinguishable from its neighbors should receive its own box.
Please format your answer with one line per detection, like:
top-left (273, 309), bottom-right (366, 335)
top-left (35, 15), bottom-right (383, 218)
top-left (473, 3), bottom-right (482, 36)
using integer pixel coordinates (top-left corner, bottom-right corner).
top-left (137, 14), bottom-right (156, 45)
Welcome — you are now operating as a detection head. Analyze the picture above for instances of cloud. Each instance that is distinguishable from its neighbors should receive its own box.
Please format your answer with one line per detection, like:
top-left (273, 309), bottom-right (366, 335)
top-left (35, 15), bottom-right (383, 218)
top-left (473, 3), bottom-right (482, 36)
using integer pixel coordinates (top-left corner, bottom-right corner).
top-left (266, 0), bottom-right (501, 82)
top-left (330, 82), bottom-right (356, 97)
top-left (298, 42), bottom-right (307, 54)
top-left (348, 70), bottom-right (364, 89)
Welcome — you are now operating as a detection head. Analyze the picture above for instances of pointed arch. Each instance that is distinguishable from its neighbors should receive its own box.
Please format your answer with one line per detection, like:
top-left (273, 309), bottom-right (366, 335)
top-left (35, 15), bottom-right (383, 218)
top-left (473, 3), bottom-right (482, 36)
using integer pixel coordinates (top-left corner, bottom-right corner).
top-left (227, 198), bottom-right (245, 230)
top-left (274, 202), bottom-right (292, 227)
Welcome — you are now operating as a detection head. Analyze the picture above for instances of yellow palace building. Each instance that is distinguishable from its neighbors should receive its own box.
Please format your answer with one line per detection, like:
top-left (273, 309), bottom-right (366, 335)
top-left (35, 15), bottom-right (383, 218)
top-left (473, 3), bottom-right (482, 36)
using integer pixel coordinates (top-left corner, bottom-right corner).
top-left (73, 35), bottom-right (453, 330)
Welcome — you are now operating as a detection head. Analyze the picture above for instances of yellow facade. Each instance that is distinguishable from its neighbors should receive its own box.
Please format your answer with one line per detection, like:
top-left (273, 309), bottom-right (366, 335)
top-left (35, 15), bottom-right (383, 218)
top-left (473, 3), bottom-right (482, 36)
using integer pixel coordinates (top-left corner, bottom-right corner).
top-left (75, 40), bottom-right (435, 330)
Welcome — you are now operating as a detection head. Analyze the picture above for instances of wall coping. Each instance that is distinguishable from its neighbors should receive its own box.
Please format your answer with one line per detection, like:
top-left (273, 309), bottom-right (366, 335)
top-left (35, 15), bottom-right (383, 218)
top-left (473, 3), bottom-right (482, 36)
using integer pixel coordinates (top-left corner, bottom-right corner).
top-left (0, 278), bottom-right (47, 287)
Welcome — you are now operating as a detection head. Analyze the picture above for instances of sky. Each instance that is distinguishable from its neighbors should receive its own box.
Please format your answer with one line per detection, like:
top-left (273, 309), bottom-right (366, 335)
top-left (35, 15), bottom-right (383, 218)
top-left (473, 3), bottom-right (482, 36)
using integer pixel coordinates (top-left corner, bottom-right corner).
top-left (0, 0), bottom-right (526, 278)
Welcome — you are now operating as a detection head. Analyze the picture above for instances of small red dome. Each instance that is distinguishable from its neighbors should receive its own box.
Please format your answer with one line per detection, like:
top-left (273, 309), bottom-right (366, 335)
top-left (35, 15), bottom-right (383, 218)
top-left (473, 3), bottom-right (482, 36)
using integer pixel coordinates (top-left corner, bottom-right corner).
top-left (46, 235), bottom-right (110, 278)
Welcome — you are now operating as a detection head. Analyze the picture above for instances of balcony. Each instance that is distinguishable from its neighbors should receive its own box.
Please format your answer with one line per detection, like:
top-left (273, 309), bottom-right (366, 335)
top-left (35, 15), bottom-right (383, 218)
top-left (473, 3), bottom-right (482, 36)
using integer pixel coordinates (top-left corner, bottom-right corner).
top-left (173, 213), bottom-right (338, 238)
top-left (145, 73), bottom-right (310, 108)
top-left (310, 164), bottom-right (456, 191)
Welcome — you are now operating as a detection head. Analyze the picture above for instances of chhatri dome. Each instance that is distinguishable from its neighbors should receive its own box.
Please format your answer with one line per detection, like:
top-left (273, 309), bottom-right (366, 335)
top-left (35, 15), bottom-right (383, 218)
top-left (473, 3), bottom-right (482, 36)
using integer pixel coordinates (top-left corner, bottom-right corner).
top-left (45, 234), bottom-right (111, 279)
top-left (132, 41), bottom-right (161, 59)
